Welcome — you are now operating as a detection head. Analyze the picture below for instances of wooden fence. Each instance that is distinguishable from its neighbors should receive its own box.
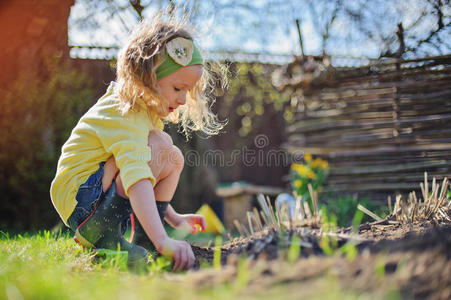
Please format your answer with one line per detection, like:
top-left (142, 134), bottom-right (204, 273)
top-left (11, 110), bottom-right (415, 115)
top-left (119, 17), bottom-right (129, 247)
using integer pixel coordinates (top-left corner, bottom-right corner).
top-left (281, 55), bottom-right (451, 201)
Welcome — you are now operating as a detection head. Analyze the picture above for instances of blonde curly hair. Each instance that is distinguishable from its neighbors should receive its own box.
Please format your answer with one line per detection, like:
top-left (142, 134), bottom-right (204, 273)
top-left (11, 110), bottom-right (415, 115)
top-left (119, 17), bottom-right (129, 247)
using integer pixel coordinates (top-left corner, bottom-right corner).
top-left (115, 11), bottom-right (227, 137)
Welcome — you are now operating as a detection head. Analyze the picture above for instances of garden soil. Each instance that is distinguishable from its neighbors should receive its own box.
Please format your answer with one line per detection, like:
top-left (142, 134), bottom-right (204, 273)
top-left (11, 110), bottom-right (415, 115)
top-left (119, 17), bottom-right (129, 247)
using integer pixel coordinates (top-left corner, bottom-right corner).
top-left (190, 221), bottom-right (451, 299)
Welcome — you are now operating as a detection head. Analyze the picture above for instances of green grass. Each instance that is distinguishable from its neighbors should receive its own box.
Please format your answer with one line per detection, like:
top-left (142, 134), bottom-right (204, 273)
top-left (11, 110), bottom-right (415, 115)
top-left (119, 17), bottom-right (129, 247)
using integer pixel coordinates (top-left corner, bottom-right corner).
top-left (0, 230), bottom-right (241, 300)
top-left (0, 230), bottom-right (399, 300)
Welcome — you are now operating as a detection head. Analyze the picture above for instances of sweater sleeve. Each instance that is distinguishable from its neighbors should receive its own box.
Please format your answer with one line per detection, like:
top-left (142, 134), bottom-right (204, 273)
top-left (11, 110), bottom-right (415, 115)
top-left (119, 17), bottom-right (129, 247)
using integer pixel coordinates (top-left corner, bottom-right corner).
top-left (95, 113), bottom-right (156, 196)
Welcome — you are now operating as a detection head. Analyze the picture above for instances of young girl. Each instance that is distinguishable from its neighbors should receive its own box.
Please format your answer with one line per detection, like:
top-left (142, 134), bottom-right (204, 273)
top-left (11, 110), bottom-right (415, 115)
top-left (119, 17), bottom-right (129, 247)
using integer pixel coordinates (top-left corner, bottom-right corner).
top-left (50, 14), bottom-right (224, 270)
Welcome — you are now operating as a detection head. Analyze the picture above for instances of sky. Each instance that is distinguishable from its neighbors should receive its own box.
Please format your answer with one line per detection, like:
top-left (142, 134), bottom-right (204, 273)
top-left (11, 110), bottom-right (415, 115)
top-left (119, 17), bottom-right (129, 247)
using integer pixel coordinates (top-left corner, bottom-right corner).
top-left (68, 0), bottom-right (450, 65)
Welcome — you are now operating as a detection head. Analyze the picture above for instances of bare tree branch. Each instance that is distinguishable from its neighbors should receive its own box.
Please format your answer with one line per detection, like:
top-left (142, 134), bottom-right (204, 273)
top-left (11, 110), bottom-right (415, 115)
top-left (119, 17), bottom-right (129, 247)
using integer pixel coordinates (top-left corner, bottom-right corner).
top-left (130, 0), bottom-right (144, 20)
top-left (406, 20), bottom-right (451, 53)
top-left (69, 0), bottom-right (450, 59)
top-left (322, 0), bottom-right (342, 55)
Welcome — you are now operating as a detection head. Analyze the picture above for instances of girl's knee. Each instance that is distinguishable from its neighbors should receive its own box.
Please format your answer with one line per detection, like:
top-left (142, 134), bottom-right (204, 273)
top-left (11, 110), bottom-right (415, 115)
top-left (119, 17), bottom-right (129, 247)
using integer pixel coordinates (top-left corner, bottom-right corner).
top-left (169, 145), bottom-right (184, 170)
top-left (147, 131), bottom-right (184, 180)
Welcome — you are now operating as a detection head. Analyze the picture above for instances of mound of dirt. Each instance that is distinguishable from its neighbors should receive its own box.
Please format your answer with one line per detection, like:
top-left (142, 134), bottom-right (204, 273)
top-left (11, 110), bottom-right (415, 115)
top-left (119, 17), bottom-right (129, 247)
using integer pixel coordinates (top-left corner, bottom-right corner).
top-left (191, 224), bottom-right (451, 299)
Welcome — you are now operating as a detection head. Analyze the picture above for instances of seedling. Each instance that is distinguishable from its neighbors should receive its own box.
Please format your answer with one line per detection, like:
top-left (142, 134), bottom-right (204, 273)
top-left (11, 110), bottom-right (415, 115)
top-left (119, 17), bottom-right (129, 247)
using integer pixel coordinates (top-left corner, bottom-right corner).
top-left (287, 236), bottom-right (301, 263)
top-left (213, 235), bottom-right (222, 269)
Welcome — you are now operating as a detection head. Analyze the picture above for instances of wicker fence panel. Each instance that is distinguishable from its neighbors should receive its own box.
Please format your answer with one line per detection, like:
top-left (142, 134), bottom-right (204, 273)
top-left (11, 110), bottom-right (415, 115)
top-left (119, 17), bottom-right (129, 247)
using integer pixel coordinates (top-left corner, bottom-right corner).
top-left (283, 55), bottom-right (451, 201)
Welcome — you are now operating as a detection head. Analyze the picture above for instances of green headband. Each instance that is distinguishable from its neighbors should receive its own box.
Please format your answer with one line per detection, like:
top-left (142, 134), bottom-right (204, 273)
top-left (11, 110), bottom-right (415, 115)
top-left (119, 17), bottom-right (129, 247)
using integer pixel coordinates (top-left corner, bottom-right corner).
top-left (156, 37), bottom-right (203, 80)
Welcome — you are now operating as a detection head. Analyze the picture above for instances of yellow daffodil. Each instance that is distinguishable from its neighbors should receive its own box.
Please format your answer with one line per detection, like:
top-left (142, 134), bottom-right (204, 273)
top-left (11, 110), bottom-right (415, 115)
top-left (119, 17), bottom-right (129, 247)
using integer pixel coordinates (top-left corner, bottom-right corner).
top-left (307, 170), bottom-right (316, 180)
top-left (291, 164), bottom-right (308, 176)
top-left (294, 179), bottom-right (302, 188)
top-left (292, 163), bottom-right (317, 180)
top-left (311, 158), bottom-right (327, 169)
top-left (304, 153), bottom-right (312, 163)
top-left (290, 163), bottom-right (302, 173)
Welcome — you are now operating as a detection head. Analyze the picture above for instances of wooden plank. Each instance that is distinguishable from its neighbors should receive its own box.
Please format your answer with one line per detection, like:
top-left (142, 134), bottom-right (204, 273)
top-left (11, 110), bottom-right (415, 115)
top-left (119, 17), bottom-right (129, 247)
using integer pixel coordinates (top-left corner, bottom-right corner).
top-left (287, 113), bottom-right (451, 134)
top-left (327, 182), bottom-right (421, 192)
top-left (295, 128), bottom-right (451, 144)
top-left (329, 160), bottom-right (450, 175)
top-left (328, 154), bottom-right (451, 166)
top-left (301, 138), bottom-right (451, 149)
top-left (321, 68), bottom-right (451, 88)
top-left (329, 173), bottom-right (448, 184)
top-left (309, 150), bottom-right (451, 161)
top-left (302, 76), bottom-right (451, 97)
top-left (284, 143), bottom-right (451, 156)
top-left (298, 134), bottom-right (451, 148)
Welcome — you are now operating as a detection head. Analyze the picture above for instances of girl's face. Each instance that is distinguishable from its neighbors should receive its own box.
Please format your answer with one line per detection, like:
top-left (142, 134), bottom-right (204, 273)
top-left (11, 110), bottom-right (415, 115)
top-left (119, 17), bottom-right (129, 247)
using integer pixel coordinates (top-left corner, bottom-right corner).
top-left (157, 65), bottom-right (203, 117)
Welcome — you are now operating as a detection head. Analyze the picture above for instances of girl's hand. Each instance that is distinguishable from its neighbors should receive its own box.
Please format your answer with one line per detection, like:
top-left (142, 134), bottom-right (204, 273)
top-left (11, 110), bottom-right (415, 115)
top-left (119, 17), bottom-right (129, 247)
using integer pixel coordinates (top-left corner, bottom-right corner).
top-left (156, 236), bottom-right (195, 271)
top-left (175, 214), bottom-right (207, 234)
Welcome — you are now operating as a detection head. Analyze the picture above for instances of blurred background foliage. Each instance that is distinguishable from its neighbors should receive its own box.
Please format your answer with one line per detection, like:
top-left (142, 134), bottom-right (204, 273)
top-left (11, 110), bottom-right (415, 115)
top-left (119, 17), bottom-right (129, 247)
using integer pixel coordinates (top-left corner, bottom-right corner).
top-left (211, 62), bottom-right (290, 187)
top-left (0, 56), bottom-right (95, 230)
top-left (218, 62), bottom-right (292, 139)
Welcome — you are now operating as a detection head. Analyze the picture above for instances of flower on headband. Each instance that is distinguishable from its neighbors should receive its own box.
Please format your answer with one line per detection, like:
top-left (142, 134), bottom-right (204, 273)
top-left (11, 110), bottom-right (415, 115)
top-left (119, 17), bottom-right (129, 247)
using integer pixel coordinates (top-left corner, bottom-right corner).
top-left (166, 37), bottom-right (193, 66)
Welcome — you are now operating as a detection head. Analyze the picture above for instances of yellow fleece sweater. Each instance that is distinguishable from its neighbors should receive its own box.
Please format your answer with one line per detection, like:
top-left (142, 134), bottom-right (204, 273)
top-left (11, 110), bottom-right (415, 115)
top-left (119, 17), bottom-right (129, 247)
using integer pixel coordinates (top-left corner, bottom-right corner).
top-left (50, 82), bottom-right (164, 225)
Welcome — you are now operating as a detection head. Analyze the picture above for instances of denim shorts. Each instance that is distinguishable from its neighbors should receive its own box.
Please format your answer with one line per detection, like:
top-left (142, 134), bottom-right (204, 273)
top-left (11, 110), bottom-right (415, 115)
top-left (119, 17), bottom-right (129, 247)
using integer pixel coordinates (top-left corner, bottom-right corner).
top-left (66, 162), bottom-right (168, 232)
top-left (67, 162), bottom-right (105, 232)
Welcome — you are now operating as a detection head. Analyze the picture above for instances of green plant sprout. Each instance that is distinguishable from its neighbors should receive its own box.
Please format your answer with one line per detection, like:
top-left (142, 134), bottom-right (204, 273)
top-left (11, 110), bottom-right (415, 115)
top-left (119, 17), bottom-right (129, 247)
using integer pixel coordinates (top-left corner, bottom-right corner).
top-left (149, 255), bottom-right (172, 273)
top-left (320, 207), bottom-right (338, 233)
top-left (351, 209), bottom-right (364, 234)
top-left (213, 235), bottom-right (223, 269)
top-left (319, 235), bottom-right (335, 256)
top-left (338, 242), bottom-right (358, 261)
top-left (318, 208), bottom-right (341, 256)
top-left (287, 235), bottom-right (301, 263)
